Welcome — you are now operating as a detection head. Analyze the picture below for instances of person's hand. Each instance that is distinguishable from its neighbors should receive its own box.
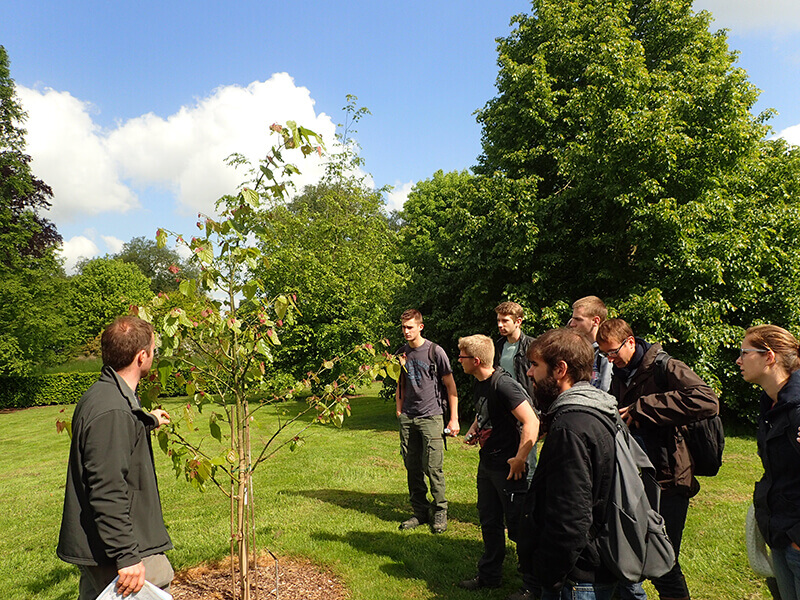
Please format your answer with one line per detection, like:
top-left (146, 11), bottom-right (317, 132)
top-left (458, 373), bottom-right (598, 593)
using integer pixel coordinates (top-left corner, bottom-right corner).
top-left (150, 408), bottom-right (170, 427)
top-left (507, 456), bottom-right (526, 480)
top-left (446, 418), bottom-right (460, 436)
top-left (619, 405), bottom-right (637, 427)
top-left (464, 427), bottom-right (478, 445)
top-left (117, 561), bottom-right (146, 596)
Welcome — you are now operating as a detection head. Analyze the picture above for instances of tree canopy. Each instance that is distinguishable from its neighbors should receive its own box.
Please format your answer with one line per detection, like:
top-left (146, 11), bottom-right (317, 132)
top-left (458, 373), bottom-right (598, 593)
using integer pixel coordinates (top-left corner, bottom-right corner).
top-left (400, 0), bottom-right (800, 422)
top-left (0, 46), bottom-right (70, 374)
top-left (114, 235), bottom-right (199, 293)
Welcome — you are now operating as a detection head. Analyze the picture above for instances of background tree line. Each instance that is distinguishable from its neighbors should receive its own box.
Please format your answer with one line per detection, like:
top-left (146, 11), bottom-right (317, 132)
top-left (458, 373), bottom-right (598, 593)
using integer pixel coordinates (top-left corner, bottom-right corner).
top-left (4, 0), bottom-right (800, 423)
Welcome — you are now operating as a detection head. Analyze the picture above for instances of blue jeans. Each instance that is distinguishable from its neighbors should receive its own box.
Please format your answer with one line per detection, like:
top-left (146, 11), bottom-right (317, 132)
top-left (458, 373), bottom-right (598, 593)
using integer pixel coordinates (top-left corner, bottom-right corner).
top-left (541, 582), bottom-right (617, 600)
top-left (772, 544), bottom-right (800, 600)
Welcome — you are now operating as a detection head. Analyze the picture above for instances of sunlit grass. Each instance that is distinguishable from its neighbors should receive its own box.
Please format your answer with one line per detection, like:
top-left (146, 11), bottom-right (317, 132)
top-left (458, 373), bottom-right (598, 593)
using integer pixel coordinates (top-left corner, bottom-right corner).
top-left (0, 388), bottom-right (772, 599)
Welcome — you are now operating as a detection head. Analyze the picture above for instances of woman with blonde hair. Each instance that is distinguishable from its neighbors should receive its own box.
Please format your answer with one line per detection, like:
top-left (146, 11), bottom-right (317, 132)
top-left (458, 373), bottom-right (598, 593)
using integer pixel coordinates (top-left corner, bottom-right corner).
top-left (737, 324), bottom-right (800, 600)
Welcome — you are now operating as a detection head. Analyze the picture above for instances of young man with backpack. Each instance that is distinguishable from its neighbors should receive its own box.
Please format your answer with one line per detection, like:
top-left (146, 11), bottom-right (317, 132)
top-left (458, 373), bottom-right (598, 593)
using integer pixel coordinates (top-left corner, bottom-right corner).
top-left (396, 309), bottom-right (460, 534)
top-left (457, 334), bottom-right (539, 591)
top-left (514, 328), bottom-right (620, 600)
top-left (596, 319), bottom-right (720, 600)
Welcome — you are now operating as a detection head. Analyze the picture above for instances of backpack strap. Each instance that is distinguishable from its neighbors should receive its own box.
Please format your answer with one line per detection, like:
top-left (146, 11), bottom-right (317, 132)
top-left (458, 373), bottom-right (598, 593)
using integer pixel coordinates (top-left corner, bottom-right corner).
top-left (652, 350), bottom-right (671, 392)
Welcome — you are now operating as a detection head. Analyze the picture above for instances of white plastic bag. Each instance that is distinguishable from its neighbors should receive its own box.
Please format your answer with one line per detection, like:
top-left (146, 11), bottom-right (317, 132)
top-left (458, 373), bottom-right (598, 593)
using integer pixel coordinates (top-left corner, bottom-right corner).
top-left (746, 503), bottom-right (774, 578)
top-left (96, 577), bottom-right (173, 600)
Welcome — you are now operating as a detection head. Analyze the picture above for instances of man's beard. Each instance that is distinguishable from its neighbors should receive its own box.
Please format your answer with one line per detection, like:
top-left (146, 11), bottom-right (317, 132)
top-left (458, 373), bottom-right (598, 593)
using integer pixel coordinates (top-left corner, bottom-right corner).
top-left (532, 372), bottom-right (561, 413)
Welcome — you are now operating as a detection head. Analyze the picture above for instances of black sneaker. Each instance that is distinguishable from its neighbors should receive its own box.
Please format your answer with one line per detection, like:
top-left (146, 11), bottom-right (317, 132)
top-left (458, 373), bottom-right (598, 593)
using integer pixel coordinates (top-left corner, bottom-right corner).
top-left (506, 588), bottom-right (534, 600)
top-left (399, 515), bottom-right (428, 530)
top-left (431, 511), bottom-right (447, 534)
top-left (458, 576), bottom-right (501, 591)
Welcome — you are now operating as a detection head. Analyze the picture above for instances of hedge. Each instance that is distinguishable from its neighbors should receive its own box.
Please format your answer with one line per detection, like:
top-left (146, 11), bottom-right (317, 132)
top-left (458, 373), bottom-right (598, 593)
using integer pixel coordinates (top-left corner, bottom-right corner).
top-left (0, 372), bottom-right (185, 410)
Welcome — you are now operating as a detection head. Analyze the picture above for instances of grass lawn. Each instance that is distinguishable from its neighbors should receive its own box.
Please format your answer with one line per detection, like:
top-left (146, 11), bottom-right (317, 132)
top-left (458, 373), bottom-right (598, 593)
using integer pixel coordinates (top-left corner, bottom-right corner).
top-left (0, 386), bottom-right (774, 600)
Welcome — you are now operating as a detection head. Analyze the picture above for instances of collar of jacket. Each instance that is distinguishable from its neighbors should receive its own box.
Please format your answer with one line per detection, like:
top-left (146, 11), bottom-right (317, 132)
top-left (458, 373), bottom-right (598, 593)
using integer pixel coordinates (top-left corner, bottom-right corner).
top-left (761, 368), bottom-right (800, 417)
top-left (99, 364), bottom-right (142, 412)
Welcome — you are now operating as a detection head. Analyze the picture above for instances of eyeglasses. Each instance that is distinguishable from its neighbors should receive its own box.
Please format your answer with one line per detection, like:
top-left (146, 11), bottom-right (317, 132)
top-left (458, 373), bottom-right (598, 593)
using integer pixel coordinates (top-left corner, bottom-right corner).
top-left (458, 355), bottom-right (475, 360)
top-left (739, 347), bottom-right (769, 359)
top-left (598, 337), bottom-right (631, 359)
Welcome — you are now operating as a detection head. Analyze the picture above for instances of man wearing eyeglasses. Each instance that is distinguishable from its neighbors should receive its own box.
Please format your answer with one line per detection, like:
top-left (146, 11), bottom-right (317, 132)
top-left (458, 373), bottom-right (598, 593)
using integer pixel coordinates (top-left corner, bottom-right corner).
top-left (457, 334), bottom-right (539, 592)
top-left (596, 318), bottom-right (718, 600)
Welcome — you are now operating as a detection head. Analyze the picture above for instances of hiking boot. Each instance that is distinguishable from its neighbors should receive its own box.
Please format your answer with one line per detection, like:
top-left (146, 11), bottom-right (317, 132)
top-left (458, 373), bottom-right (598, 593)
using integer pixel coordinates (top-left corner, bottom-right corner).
top-left (399, 515), bottom-right (428, 530)
top-left (458, 576), bottom-right (501, 591)
top-left (431, 511), bottom-right (447, 534)
top-left (506, 588), bottom-right (534, 600)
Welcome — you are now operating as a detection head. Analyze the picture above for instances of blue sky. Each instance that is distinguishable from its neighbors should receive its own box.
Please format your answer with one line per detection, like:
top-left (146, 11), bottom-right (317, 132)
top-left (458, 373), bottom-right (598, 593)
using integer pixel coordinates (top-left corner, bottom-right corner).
top-left (2, 1), bottom-right (799, 271)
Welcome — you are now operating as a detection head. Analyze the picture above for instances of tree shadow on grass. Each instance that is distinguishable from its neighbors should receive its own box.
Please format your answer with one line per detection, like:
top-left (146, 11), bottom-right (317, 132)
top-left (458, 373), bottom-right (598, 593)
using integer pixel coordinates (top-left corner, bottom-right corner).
top-left (312, 530), bottom-right (515, 600)
top-left (285, 488), bottom-right (480, 527)
top-left (25, 564), bottom-right (77, 600)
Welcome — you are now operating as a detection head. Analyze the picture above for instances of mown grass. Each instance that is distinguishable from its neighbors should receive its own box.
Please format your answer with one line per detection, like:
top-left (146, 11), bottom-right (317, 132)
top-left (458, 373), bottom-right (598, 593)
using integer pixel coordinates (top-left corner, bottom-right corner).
top-left (0, 387), bottom-right (773, 600)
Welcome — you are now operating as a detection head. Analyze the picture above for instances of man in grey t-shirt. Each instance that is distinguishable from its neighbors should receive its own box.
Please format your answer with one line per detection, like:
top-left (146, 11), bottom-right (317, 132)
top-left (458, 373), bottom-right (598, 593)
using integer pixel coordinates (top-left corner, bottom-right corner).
top-left (396, 309), bottom-right (459, 534)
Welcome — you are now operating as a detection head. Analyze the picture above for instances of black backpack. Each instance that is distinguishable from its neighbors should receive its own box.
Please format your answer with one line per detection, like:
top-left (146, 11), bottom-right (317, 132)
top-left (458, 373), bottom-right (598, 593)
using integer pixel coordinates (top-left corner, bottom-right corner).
top-left (652, 350), bottom-right (725, 477)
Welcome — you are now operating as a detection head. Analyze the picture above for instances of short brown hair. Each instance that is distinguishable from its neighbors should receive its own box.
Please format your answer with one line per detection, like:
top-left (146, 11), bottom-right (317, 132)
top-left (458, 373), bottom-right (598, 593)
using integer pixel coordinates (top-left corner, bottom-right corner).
top-left (572, 296), bottom-right (607, 321)
top-left (596, 318), bottom-right (634, 345)
top-left (746, 324), bottom-right (800, 374)
top-left (101, 316), bottom-right (154, 370)
top-left (527, 328), bottom-right (593, 384)
top-left (400, 309), bottom-right (423, 323)
top-left (495, 301), bottom-right (524, 321)
top-left (458, 334), bottom-right (495, 366)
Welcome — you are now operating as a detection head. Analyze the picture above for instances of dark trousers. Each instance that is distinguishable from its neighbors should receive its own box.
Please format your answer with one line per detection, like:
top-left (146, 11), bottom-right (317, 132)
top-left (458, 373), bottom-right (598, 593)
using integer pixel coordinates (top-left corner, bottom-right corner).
top-left (476, 458), bottom-right (528, 585)
top-left (650, 492), bottom-right (691, 599)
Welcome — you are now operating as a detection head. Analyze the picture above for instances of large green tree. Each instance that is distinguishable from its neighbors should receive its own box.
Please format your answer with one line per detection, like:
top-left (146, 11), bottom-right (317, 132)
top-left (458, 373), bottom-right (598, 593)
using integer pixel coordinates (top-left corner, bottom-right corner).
top-left (401, 0), bottom-right (800, 421)
top-left (67, 257), bottom-right (154, 347)
top-left (256, 99), bottom-right (406, 380)
top-left (114, 235), bottom-right (199, 293)
top-left (0, 46), bottom-right (72, 374)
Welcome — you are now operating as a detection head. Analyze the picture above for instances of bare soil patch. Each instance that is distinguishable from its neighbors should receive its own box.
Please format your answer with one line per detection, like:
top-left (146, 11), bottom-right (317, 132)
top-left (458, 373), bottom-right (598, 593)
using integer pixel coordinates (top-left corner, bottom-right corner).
top-left (171, 555), bottom-right (348, 600)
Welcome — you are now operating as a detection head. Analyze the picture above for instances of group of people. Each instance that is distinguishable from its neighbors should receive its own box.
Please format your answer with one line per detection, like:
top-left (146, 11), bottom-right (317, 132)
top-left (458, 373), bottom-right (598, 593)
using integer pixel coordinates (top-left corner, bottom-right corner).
top-left (393, 299), bottom-right (800, 600)
top-left (55, 302), bottom-right (800, 600)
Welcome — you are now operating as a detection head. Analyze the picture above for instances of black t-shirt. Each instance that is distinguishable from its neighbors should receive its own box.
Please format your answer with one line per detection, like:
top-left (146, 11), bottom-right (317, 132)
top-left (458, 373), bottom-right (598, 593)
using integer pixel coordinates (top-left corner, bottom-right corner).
top-left (474, 368), bottom-right (530, 466)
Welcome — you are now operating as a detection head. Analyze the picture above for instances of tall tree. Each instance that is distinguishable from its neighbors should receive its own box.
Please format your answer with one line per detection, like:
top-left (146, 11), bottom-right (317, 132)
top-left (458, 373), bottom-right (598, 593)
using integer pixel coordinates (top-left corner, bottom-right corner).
top-left (256, 98), bottom-right (406, 380)
top-left (67, 257), bottom-right (154, 347)
top-left (402, 1), bottom-right (800, 422)
top-left (114, 235), bottom-right (199, 293)
top-left (0, 46), bottom-right (71, 374)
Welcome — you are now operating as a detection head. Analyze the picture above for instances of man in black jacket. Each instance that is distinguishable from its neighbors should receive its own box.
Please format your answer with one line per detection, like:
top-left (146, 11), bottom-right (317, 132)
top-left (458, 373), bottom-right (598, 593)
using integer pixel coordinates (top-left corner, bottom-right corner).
top-left (514, 328), bottom-right (618, 600)
top-left (58, 316), bottom-right (173, 599)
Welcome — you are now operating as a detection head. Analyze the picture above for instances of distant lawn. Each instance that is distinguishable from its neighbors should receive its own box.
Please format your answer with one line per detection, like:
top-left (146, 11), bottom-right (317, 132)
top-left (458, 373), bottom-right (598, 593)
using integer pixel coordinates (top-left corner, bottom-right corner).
top-left (0, 387), bottom-right (773, 600)
top-left (37, 357), bottom-right (103, 374)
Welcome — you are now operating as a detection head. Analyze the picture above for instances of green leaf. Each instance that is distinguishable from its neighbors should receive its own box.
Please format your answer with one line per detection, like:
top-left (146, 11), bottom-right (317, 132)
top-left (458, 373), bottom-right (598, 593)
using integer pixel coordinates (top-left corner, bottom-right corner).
top-left (386, 363), bottom-right (401, 381)
top-left (210, 419), bottom-right (222, 442)
top-left (179, 279), bottom-right (196, 297)
top-left (157, 429), bottom-right (169, 454)
top-left (242, 187), bottom-right (260, 207)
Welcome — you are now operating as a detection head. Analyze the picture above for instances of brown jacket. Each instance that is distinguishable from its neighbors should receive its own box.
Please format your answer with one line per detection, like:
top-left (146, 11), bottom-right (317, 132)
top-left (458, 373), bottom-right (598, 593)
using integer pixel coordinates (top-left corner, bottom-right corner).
top-left (609, 342), bottom-right (719, 495)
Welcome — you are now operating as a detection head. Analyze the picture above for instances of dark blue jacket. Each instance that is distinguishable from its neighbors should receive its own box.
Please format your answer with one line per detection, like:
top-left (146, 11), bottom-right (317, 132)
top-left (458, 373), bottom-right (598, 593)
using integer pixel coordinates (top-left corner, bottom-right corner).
top-left (755, 369), bottom-right (800, 549)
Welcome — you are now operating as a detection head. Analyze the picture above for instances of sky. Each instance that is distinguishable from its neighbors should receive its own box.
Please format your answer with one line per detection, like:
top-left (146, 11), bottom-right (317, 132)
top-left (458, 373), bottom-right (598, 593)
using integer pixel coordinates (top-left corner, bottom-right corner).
top-left (2, 0), bottom-right (799, 272)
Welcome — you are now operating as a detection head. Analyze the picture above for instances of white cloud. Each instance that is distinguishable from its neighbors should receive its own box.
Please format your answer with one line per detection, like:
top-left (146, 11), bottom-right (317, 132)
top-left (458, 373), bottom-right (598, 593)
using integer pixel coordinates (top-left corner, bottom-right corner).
top-left (102, 235), bottom-right (125, 254)
top-left (777, 123), bottom-right (800, 147)
top-left (105, 74), bottom-right (336, 217)
top-left (17, 73), bottom-right (338, 223)
top-left (59, 235), bottom-right (100, 274)
top-left (16, 87), bottom-right (140, 222)
top-left (386, 180), bottom-right (415, 212)
top-left (693, 0), bottom-right (800, 33)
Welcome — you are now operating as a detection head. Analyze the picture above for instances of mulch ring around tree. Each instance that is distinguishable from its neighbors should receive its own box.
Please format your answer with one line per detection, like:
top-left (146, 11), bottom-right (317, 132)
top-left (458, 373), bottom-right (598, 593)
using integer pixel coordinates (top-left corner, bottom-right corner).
top-left (171, 554), bottom-right (349, 600)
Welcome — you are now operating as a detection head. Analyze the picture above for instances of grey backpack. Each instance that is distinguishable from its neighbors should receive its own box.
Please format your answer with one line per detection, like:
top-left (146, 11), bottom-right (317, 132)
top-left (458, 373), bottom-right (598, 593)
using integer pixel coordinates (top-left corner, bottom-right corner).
top-left (563, 407), bottom-right (676, 583)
